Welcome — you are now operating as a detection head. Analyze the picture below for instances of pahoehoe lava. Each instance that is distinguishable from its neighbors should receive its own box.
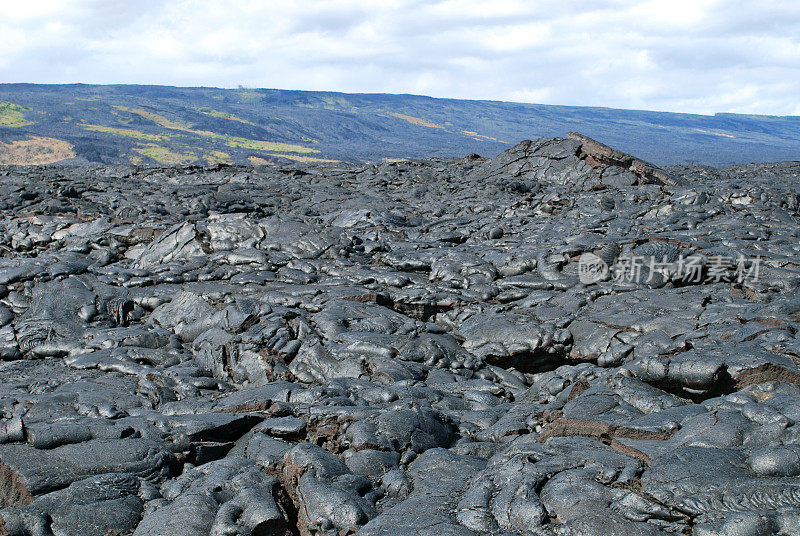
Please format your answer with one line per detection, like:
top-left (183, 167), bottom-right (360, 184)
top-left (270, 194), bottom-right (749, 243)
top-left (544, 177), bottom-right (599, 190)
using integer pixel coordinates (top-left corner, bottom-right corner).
top-left (0, 133), bottom-right (799, 535)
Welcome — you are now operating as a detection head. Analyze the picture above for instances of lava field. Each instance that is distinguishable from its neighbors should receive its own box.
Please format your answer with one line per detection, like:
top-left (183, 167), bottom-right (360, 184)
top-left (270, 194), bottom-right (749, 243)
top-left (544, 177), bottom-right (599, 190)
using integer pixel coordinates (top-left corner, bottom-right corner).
top-left (0, 133), bottom-right (799, 536)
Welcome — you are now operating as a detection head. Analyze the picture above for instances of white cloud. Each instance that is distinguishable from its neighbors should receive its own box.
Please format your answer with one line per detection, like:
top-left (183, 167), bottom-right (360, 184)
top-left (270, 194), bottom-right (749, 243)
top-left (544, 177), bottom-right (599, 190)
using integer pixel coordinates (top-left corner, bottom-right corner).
top-left (0, 0), bottom-right (798, 114)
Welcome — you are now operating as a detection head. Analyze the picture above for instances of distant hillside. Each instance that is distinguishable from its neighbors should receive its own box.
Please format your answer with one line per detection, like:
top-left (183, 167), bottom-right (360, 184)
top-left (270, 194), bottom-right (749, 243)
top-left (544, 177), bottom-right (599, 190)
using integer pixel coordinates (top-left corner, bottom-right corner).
top-left (0, 84), bottom-right (798, 166)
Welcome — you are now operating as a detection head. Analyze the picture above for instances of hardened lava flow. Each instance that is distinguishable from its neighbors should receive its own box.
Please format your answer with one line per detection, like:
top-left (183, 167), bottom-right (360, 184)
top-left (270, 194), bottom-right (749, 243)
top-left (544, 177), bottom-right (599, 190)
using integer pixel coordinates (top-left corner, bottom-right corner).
top-left (0, 134), bottom-right (799, 535)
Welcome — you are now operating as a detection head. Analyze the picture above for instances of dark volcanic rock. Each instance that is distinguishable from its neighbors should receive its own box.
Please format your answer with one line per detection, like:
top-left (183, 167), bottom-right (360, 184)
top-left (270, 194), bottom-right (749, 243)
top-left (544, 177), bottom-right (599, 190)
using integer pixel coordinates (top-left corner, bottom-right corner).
top-left (0, 135), bottom-right (799, 535)
top-left (0, 439), bottom-right (176, 506)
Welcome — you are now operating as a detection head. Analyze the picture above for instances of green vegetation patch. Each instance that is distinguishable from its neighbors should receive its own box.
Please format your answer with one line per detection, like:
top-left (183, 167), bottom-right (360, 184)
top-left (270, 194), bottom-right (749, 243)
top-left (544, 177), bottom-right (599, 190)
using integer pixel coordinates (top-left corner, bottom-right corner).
top-left (237, 88), bottom-right (264, 103)
top-left (0, 102), bottom-right (33, 127)
top-left (117, 106), bottom-right (316, 154)
top-left (383, 112), bottom-right (445, 129)
top-left (298, 95), bottom-right (358, 112)
top-left (223, 136), bottom-right (318, 153)
top-left (82, 123), bottom-right (172, 142)
top-left (197, 107), bottom-right (255, 125)
top-left (263, 153), bottom-right (339, 163)
top-left (109, 108), bottom-right (134, 124)
top-left (133, 144), bottom-right (198, 166)
top-left (204, 150), bottom-right (233, 165)
top-left (114, 106), bottom-right (192, 130)
top-left (322, 95), bottom-right (352, 108)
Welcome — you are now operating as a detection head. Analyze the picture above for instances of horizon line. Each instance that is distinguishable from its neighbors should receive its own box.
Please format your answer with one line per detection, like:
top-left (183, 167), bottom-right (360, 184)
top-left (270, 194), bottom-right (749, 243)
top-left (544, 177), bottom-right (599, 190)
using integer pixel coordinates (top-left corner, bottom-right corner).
top-left (2, 82), bottom-right (798, 119)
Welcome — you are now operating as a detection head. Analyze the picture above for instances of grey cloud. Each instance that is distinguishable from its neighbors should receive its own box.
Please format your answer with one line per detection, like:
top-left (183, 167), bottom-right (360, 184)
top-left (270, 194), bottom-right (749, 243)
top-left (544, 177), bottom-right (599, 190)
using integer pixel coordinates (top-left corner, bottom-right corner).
top-left (0, 0), bottom-right (798, 114)
top-left (285, 9), bottom-right (371, 35)
top-left (74, 0), bottom-right (166, 34)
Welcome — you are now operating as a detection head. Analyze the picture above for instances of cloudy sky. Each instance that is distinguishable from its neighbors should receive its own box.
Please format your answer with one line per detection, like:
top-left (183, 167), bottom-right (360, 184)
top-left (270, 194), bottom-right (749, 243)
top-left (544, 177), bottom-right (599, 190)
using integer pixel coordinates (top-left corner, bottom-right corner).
top-left (1, 0), bottom-right (799, 115)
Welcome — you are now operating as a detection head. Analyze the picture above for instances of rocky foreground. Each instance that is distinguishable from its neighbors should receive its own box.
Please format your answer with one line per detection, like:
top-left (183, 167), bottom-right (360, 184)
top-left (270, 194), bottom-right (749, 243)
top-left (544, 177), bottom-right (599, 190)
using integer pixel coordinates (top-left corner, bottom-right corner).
top-left (0, 133), bottom-right (799, 536)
